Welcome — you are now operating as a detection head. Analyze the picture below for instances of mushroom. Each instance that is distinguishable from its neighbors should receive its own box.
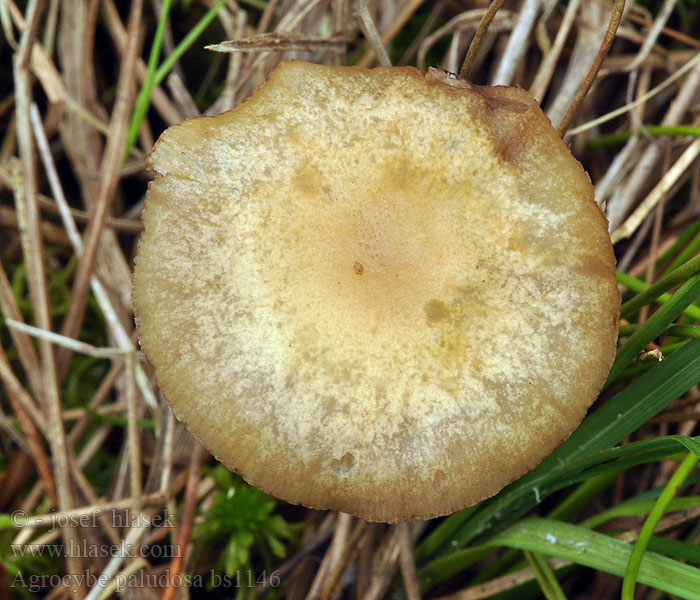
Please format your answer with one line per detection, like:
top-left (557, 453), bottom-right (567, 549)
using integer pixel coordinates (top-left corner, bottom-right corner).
top-left (133, 61), bottom-right (619, 523)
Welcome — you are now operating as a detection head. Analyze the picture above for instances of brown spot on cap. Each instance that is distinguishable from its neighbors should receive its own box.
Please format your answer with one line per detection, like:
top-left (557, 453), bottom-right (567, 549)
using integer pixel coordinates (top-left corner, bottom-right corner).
top-left (424, 299), bottom-right (450, 322)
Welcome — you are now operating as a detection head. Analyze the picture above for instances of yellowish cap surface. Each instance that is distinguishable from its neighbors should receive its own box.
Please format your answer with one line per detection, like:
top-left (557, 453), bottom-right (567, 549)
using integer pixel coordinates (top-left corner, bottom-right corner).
top-left (133, 61), bottom-right (619, 522)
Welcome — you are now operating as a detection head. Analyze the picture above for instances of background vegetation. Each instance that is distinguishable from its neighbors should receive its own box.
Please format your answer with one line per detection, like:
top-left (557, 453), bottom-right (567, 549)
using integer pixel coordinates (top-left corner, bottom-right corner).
top-left (1, 0), bottom-right (700, 598)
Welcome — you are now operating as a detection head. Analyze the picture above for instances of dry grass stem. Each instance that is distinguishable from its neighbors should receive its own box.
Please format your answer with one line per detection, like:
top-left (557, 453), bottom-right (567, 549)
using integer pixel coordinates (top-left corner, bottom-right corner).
top-left (353, 0), bottom-right (392, 67)
top-left (529, 0), bottom-right (581, 101)
top-left (627, 11), bottom-right (700, 49)
top-left (418, 9), bottom-right (515, 72)
top-left (82, 518), bottom-right (152, 600)
top-left (567, 51), bottom-right (700, 137)
top-left (490, 0), bottom-right (539, 86)
top-left (307, 512), bottom-right (349, 600)
top-left (0, 262), bottom-right (43, 396)
top-left (398, 522), bottom-right (420, 600)
top-left (624, 0), bottom-right (677, 75)
top-left (101, 0), bottom-right (183, 127)
top-left (0, 348), bottom-right (56, 506)
top-left (639, 143), bottom-right (671, 323)
top-left (12, 0), bottom-right (84, 590)
top-left (161, 442), bottom-right (204, 600)
top-left (207, 32), bottom-right (354, 53)
top-left (364, 523), bottom-right (427, 600)
top-left (95, 557), bottom-right (149, 600)
top-left (125, 350), bottom-right (142, 511)
top-left (5, 0), bottom-right (67, 106)
top-left (613, 137), bottom-right (700, 243)
top-left (5, 319), bottom-right (144, 360)
top-left (321, 518), bottom-right (370, 600)
top-left (461, 0), bottom-right (505, 78)
top-left (56, 0), bottom-right (143, 378)
top-left (357, 0), bottom-right (427, 67)
top-left (556, 0), bottom-right (626, 136)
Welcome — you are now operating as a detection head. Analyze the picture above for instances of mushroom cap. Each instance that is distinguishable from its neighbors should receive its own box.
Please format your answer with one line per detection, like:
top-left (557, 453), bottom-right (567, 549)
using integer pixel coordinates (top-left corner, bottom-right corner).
top-left (133, 61), bottom-right (619, 523)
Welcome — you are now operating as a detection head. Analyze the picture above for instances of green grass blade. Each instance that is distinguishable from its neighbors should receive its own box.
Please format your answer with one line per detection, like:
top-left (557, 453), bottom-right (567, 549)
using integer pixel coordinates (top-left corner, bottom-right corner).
top-left (661, 217), bottom-right (700, 275)
top-left (625, 471), bottom-right (700, 503)
top-left (581, 495), bottom-right (700, 530)
top-left (419, 436), bottom-right (700, 591)
top-left (239, 0), bottom-right (268, 9)
top-left (660, 216), bottom-right (700, 264)
top-left (419, 253), bottom-right (700, 588)
top-left (540, 345), bottom-right (700, 474)
top-left (617, 272), bottom-right (700, 321)
top-left (469, 473), bottom-right (619, 587)
top-left (586, 124), bottom-right (700, 149)
top-left (414, 505), bottom-right (479, 563)
top-left (153, 0), bottom-right (227, 89)
top-left (125, 0), bottom-right (174, 155)
top-left (622, 452), bottom-right (699, 600)
top-left (620, 253), bottom-right (700, 318)
top-left (441, 340), bottom-right (700, 551)
top-left (647, 535), bottom-right (700, 564)
top-left (606, 273), bottom-right (700, 385)
top-left (489, 519), bottom-right (700, 600)
top-left (524, 550), bottom-right (568, 600)
top-left (125, 0), bottom-right (227, 155)
top-left (418, 545), bottom-right (493, 591)
top-left (548, 473), bottom-right (619, 521)
top-left (619, 324), bottom-right (700, 339)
